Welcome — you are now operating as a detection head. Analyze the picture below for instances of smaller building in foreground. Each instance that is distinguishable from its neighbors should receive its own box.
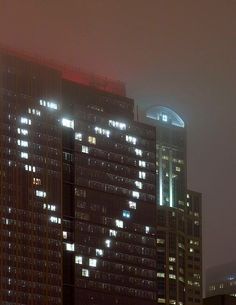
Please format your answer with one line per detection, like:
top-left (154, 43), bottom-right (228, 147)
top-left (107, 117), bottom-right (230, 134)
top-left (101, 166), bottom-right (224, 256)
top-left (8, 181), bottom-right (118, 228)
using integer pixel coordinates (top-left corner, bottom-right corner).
top-left (203, 295), bottom-right (236, 305)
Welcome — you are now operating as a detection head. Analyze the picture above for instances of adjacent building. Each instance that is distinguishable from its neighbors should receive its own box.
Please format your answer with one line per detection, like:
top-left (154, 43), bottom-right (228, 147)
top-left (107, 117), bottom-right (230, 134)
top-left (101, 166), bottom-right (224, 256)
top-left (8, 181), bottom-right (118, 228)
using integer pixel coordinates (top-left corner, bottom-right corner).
top-left (0, 47), bottom-right (202, 305)
top-left (206, 261), bottom-right (236, 298)
top-left (203, 295), bottom-right (236, 305)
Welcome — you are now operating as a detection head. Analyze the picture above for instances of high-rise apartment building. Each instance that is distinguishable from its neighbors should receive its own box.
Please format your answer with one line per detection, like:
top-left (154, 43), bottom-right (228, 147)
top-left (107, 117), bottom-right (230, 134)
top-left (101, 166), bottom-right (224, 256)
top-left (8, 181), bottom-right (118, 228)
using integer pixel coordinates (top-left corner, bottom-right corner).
top-left (0, 47), bottom-right (202, 305)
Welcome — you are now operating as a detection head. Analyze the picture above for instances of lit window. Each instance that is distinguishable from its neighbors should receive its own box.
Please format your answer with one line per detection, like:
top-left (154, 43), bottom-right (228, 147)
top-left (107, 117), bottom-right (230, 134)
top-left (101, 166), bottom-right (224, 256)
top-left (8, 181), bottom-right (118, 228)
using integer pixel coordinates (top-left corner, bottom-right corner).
top-left (109, 229), bottom-right (117, 237)
top-left (176, 166), bottom-right (181, 172)
top-left (94, 126), bottom-right (110, 138)
top-left (145, 226), bottom-right (150, 234)
top-left (20, 152), bottom-right (28, 159)
top-left (162, 114), bottom-right (168, 122)
top-left (89, 258), bottom-right (97, 267)
top-left (157, 272), bottom-right (165, 278)
top-left (132, 191), bottom-right (140, 199)
top-left (82, 146), bottom-right (89, 154)
top-left (28, 108), bottom-right (41, 116)
top-left (75, 133), bottom-right (82, 141)
top-left (17, 140), bottom-right (28, 147)
top-left (135, 148), bottom-right (142, 156)
top-left (169, 257), bottom-right (176, 262)
top-left (75, 256), bottom-right (83, 264)
top-left (109, 120), bottom-right (126, 130)
top-left (128, 201), bottom-right (136, 209)
top-left (125, 135), bottom-right (137, 145)
top-left (96, 249), bottom-right (103, 256)
top-left (20, 117), bottom-right (31, 125)
top-left (24, 165), bottom-right (36, 172)
top-left (62, 118), bottom-right (74, 129)
top-left (63, 231), bottom-right (68, 239)
top-left (50, 216), bottom-right (61, 224)
top-left (105, 239), bottom-right (111, 248)
top-left (82, 268), bottom-right (89, 277)
top-left (65, 243), bottom-right (74, 252)
top-left (122, 210), bottom-right (130, 218)
top-left (115, 220), bottom-right (123, 228)
top-left (135, 181), bottom-right (142, 189)
top-left (40, 99), bottom-right (58, 110)
top-left (169, 274), bottom-right (176, 279)
top-left (17, 128), bottom-right (28, 135)
top-left (36, 190), bottom-right (46, 198)
top-left (139, 171), bottom-right (146, 179)
top-left (138, 160), bottom-right (146, 168)
top-left (33, 178), bottom-right (41, 185)
top-left (88, 136), bottom-right (96, 145)
top-left (47, 101), bottom-right (58, 110)
top-left (39, 99), bottom-right (46, 107)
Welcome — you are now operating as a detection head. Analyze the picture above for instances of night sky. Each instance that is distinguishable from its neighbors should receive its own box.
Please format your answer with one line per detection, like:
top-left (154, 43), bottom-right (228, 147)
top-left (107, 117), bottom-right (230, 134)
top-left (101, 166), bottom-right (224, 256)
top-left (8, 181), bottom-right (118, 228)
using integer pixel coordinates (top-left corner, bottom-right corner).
top-left (1, 0), bottom-right (236, 284)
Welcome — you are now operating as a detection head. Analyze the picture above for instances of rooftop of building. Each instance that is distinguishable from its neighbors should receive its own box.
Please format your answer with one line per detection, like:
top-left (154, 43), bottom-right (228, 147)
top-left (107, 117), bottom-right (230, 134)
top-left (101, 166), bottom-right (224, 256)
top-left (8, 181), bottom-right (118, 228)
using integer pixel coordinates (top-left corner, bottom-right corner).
top-left (206, 261), bottom-right (236, 284)
top-left (0, 45), bottom-right (126, 97)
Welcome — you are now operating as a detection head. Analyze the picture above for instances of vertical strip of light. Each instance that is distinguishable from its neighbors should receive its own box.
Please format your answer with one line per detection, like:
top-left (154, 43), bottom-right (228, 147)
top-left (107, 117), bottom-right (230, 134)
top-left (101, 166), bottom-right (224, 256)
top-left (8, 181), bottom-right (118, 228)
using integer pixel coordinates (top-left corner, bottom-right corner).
top-left (169, 149), bottom-right (173, 207)
top-left (159, 146), bottom-right (163, 206)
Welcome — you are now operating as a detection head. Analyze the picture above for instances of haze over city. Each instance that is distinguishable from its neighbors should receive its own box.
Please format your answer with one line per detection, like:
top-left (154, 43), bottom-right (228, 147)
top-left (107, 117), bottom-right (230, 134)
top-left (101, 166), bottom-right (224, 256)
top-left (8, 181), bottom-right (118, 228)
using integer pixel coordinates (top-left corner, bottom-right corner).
top-left (1, 0), bottom-right (236, 290)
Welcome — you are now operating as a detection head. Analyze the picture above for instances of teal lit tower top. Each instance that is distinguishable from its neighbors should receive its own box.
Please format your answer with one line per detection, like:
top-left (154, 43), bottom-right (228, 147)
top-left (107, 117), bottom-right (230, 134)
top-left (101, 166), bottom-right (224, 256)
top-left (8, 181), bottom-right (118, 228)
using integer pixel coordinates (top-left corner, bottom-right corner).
top-left (146, 105), bottom-right (185, 128)
top-left (146, 106), bottom-right (186, 209)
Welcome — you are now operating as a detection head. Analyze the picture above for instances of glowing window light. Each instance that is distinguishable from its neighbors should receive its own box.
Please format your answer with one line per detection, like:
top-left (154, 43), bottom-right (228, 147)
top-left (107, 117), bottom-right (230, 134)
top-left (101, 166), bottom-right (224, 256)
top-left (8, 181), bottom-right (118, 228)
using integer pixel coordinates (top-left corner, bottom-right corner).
top-left (75, 133), bottom-right (82, 141)
top-left (75, 256), bottom-right (83, 264)
top-left (139, 171), bottom-right (146, 179)
top-left (138, 160), bottom-right (146, 168)
top-left (17, 128), bottom-right (28, 136)
top-left (39, 99), bottom-right (58, 110)
top-left (82, 269), bottom-right (89, 277)
top-left (128, 201), bottom-right (136, 209)
top-left (82, 145), bottom-right (89, 154)
top-left (20, 152), bottom-right (28, 159)
top-left (89, 258), bottom-right (97, 267)
top-left (20, 117), bottom-right (31, 125)
top-left (94, 126), bottom-right (110, 138)
top-left (125, 135), bottom-right (137, 145)
top-left (109, 229), bottom-right (117, 237)
top-left (88, 136), bottom-right (96, 145)
top-left (62, 118), bottom-right (74, 129)
top-left (108, 120), bottom-right (126, 130)
top-left (135, 148), bottom-right (142, 156)
top-left (115, 220), bottom-right (123, 228)
top-left (105, 239), bottom-right (111, 248)
top-left (135, 181), bottom-right (142, 189)
top-left (122, 210), bottom-right (130, 218)
top-left (36, 190), bottom-right (46, 198)
top-left (96, 249), bottom-right (103, 256)
top-left (24, 165), bottom-right (36, 172)
top-left (17, 140), bottom-right (28, 147)
top-left (132, 191), bottom-right (140, 199)
top-left (65, 243), bottom-right (74, 252)
top-left (28, 108), bottom-right (41, 116)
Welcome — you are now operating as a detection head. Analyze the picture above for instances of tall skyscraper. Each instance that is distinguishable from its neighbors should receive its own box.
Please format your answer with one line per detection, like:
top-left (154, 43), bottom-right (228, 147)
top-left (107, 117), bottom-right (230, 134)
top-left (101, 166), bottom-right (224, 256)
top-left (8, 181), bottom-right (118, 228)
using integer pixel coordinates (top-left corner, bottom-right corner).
top-left (0, 47), bottom-right (202, 305)
top-left (144, 107), bottom-right (202, 305)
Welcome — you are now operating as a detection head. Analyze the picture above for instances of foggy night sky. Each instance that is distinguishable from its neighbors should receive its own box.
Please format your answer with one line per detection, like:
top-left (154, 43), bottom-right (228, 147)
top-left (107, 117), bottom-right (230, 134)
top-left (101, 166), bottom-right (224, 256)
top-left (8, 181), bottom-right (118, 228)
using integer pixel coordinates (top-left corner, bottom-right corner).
top-left (1, 0), bottom-right (236, 283)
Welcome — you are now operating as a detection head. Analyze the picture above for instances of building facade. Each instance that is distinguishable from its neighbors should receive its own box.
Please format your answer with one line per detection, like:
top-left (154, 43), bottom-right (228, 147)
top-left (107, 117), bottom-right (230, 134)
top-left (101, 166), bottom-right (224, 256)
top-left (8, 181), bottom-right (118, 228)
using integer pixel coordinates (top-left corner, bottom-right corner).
top-left (203, 295), bottom-right (236, 305)
top-left (0, 47), bottom-right (202, 305)
top-left (206, 261), bottom-right (236, 298)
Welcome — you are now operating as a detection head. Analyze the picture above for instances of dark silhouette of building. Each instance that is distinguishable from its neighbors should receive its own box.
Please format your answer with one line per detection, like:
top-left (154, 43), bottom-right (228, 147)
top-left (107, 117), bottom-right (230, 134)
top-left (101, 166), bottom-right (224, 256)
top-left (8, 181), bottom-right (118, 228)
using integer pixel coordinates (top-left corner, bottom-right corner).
top-left (0, 47), bottom-right (202, 305)
top-left (204, 295), bottom-right (236, 305)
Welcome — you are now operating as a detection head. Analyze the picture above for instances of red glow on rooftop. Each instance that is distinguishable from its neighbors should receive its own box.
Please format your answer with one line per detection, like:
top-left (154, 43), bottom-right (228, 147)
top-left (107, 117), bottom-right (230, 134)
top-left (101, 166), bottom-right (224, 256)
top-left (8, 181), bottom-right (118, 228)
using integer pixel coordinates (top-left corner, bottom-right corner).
top-left (0, 46), bottom-right (126, 97)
